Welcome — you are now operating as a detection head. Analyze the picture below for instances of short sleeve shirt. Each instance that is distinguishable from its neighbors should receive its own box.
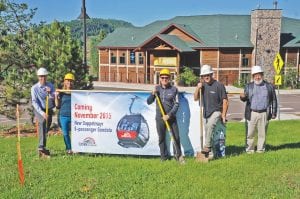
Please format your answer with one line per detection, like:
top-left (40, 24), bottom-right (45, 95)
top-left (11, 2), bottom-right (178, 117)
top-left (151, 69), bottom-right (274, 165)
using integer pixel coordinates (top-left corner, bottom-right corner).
top-left (202, 80), bottom-right (227, 118)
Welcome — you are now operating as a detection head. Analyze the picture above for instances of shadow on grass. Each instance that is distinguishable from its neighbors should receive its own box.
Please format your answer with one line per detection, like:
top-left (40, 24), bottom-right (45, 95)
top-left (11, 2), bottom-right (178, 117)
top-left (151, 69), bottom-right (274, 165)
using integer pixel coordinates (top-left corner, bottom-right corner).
top-left (226, 145), bottom-right (245, 156)
top-left (266, 142), bottom-right (300, 151)
top-left (225, 142), bottom-right (300, 157)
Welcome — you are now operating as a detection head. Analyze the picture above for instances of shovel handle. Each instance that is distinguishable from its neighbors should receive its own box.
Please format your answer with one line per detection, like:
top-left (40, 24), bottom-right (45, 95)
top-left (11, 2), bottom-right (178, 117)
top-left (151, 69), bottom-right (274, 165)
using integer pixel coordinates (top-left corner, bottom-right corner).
top-left (199, 88), bottom-right (203, 149)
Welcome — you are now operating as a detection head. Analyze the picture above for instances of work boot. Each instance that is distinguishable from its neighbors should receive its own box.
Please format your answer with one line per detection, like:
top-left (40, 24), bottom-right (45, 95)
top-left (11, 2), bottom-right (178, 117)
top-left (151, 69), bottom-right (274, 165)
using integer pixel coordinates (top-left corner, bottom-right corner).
top-left (201, 147), bottom-right (211, 154)
top-left (38, 149), bottom-right (50, 158)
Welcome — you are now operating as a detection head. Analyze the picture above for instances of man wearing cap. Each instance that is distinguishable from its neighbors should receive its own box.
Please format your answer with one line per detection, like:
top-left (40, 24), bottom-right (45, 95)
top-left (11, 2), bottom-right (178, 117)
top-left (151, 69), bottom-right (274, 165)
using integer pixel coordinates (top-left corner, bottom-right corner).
top-left (147, 68), bottom-right (185, 164)
top-left (31, 67), bottom-right (55, 157)
top-left (240, 65), bottom-right (277, 154)
top-left (194, 65), bottom-right (228, 154)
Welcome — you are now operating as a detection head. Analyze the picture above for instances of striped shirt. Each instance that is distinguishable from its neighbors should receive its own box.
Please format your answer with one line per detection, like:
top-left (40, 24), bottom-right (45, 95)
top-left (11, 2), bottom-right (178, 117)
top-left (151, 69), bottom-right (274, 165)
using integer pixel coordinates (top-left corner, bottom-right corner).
top-left (31, 82), bottom-right (55, 116)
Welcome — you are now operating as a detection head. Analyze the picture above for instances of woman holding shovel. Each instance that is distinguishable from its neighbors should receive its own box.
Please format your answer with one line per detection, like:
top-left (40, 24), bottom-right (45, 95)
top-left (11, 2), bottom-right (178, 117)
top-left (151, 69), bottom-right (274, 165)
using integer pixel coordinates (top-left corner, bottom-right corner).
top-left (147, 68), bottom-right (185, 164)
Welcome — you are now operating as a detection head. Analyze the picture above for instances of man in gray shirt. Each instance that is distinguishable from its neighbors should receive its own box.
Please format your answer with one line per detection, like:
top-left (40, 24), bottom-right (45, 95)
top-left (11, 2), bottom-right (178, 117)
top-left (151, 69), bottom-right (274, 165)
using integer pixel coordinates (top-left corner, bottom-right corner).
top-left (240, 65), bottom-right (277, 153)
top-left (194, 65), bottom-right (228, 154)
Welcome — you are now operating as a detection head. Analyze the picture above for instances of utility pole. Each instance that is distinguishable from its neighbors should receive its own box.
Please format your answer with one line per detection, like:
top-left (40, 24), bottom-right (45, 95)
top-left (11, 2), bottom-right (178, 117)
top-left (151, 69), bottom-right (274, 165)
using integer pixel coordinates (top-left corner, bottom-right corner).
top-left (78, 0), bottom-right (90, 67)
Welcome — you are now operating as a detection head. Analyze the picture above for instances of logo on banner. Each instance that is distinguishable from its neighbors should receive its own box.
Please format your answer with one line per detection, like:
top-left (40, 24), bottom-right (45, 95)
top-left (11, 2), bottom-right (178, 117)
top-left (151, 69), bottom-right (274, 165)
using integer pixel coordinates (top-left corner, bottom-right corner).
top-left (79, 137), bottom-right (96, 146)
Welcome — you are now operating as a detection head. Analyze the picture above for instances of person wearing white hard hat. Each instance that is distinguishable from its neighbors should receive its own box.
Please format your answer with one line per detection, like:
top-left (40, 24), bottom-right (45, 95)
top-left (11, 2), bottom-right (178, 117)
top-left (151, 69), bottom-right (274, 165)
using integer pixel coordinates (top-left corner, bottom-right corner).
top-left (194, 65), bottom-right (228, 154)
top-left (240, 65), bottom-right (277, 154)
top-left (31, 67), bottom-right (55, 157)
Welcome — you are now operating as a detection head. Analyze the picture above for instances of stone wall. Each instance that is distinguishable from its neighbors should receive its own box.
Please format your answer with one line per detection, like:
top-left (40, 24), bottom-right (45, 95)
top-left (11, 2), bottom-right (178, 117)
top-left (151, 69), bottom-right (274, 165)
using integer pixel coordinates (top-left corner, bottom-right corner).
top-left (251, 9), bottom-right (282, 82)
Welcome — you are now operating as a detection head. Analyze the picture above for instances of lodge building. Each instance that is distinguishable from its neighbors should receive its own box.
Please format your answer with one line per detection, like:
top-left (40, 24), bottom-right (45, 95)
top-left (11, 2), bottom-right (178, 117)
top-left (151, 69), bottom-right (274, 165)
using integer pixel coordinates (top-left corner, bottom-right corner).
top-left (98, 9), bottom-right (300, 85)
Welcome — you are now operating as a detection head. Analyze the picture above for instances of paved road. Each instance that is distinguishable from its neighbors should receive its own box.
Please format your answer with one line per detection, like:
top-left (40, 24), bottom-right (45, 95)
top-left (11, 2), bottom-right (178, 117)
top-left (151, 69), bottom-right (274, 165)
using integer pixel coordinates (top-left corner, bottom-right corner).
top-left (227, 93), bottom-right (300, 121)
top-left (1, 87), bottom-right (300, 128)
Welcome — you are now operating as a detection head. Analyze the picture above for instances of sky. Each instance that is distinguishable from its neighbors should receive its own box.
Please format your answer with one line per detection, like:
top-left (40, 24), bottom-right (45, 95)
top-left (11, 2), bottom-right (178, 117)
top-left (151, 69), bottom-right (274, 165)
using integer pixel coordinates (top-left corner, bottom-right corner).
top-left (13, 0), bottom-right (300, 27)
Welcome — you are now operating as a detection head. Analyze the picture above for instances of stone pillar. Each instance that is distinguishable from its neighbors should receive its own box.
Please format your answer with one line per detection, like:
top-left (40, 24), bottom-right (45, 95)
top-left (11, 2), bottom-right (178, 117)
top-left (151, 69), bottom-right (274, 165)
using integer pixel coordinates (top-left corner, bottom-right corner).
top-left (251, 9), bottom-right (282, 82)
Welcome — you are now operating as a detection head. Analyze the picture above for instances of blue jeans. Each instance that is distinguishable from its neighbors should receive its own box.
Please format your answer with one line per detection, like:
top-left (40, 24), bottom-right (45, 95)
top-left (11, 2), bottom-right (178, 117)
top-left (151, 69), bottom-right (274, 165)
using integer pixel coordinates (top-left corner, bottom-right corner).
top-left (59, 116), bottom-right (71, 150)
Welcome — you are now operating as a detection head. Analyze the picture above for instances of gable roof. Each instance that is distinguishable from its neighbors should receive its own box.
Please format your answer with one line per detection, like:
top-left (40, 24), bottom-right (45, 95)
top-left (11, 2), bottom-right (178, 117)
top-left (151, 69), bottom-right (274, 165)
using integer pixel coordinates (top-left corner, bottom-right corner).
top-left (98, 15), bottom-right (300, 49)
top-left (281, 17), bottom-right (300, 47)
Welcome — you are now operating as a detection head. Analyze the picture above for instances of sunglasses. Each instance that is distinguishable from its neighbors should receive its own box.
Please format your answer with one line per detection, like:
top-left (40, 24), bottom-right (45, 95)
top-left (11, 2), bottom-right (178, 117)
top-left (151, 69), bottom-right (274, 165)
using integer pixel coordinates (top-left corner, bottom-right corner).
top-left (201, 74), bottom-right (211, 77)
top-left (160, 76), bottom-right (170, 80)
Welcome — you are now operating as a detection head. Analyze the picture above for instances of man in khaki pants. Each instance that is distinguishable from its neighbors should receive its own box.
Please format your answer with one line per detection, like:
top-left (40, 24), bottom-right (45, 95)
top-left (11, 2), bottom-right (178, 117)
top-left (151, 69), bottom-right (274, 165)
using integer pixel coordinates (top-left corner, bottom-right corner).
top-left (240, 65), bottom-right (277, 153)
top-left (194, 65), bottom-right (228, 154)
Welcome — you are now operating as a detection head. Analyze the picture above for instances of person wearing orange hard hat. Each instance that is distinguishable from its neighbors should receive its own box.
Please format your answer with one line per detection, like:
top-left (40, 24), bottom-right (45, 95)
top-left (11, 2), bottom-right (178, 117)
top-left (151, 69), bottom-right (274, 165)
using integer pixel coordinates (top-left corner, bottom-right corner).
top-left (55, 73), bottom-right (75, 155)
top-left (147, 68), bottom-right (185, 164)
top-left (240, 65), bottom-right (277, 154)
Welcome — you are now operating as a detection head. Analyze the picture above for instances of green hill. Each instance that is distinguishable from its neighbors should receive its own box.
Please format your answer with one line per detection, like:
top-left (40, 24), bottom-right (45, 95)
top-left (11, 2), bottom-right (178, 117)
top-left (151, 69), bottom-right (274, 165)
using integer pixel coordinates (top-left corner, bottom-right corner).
top-left (61, 18), bottom-right (134, 40)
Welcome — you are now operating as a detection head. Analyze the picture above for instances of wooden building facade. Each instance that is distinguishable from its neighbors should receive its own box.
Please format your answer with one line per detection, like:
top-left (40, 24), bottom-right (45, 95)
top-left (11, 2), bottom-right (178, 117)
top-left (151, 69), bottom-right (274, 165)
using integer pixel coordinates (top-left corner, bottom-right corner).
top-left (98, 10), bottom-right (300, 85)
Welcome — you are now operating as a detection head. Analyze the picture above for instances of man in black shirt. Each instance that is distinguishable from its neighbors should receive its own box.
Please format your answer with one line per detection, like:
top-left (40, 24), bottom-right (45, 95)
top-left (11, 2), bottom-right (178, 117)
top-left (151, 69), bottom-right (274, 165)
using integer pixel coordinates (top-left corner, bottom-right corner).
top-left (194, 65), bottom-right (228, 154)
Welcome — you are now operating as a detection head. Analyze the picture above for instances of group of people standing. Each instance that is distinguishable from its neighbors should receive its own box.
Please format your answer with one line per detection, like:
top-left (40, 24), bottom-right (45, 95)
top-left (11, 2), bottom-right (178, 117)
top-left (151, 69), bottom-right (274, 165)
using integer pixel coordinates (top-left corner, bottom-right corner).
top-left (31, 68), bottom-right (74, 157)
top-left (31, 64), bottom-right (277, 160)
top-left (148, 64), bottom-right (277, 163)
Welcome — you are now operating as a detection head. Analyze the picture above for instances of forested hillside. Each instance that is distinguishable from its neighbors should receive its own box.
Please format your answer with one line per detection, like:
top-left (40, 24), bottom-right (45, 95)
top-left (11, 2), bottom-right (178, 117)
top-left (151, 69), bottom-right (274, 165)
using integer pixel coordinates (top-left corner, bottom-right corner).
top-left (61, 18), bottom-right (134, 39)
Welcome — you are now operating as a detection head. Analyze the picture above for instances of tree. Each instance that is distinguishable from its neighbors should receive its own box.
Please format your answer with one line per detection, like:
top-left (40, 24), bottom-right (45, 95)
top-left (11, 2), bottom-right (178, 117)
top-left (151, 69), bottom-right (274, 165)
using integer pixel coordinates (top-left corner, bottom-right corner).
top-left (26, 21), bottom-right (92, 89)
top-left (0, 1), bottom-right (92, 119)
top-left (282, 62), bottom-right (298, 89)
top-left (177, 66), bottom-right (198, 86)
top-left (0, 0), bottom-right (37, 118)
top-left (89, 30), bottom-right (107, 78)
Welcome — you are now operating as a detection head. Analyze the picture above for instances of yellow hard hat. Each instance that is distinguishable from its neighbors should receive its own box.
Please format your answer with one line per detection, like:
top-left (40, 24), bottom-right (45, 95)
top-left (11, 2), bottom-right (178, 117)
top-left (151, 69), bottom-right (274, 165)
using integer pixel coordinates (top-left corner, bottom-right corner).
top-left (160, 68), bottom-right (170, 76)
top-left (64, 73), bottom-right (75, 81)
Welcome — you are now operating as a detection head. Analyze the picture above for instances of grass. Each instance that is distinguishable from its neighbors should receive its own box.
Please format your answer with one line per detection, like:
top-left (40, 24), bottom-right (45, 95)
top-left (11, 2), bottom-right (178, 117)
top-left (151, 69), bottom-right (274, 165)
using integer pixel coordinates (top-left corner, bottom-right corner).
top-left (0, 120), bottom-right (300, 198)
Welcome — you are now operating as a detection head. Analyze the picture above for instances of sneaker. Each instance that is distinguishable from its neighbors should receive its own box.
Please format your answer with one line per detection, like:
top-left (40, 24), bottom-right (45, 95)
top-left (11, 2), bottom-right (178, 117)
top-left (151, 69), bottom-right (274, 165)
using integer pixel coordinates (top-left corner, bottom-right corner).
top-left (201, 147), bottom-right (211, 154)
top-left (256, 150), bottom-right (265, 154)
top-left (246, 150), bottom-right (255, 154)
top-left (178, 156), bottom-right (186, 165)
top-left (67, 150), bottom-right (73, 155)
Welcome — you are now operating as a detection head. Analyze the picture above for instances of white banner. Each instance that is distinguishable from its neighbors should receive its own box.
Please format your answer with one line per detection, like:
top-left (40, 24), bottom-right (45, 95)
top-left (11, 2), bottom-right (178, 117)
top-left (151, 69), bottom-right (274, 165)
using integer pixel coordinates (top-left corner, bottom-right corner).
top-left (71, 91), bottom-right (202, 156)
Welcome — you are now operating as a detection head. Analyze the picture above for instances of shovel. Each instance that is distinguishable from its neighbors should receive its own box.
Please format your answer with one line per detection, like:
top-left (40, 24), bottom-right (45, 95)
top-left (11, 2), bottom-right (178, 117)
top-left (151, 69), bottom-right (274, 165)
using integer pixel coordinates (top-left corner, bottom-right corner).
top-left (154, 93), bottom-right (179, 158)
top-left (195, 88), bottom-right (210, 162)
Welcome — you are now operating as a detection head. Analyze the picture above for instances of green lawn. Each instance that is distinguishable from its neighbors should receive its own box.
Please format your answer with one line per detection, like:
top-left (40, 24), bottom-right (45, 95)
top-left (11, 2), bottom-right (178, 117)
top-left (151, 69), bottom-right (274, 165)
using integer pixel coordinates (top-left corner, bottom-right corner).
top-left (0, 120), bottom-right (300, 198)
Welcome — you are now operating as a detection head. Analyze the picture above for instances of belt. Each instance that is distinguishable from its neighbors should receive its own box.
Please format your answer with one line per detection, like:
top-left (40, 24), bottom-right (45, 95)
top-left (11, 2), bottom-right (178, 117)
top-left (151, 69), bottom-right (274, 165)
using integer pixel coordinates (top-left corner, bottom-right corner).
top-left (251, 109), bottom-right (267, 113)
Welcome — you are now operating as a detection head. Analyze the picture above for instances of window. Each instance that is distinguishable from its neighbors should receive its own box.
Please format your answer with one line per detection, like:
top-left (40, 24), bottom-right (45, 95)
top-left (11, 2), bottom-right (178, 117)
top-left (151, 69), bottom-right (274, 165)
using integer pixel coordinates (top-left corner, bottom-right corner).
top-left (138, 53), bottom-right (144, 65)
top-left (111, 53), bottom-right (116, 64)
top-left (242, 54), bottom-right (249, 67)
top-left (119, 53), bottom-right (126, 64)
top-left (130, 51), bottom-right (135, 64)
top-left (240, 73), bottom-right (250, 85)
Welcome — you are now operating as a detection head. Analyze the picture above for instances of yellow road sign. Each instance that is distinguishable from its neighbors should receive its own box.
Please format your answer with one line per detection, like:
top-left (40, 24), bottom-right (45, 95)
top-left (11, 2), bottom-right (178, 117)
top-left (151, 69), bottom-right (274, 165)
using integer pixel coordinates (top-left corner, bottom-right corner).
top-left (274, 75), bottom-right (282, 85)
top-left (273, 53), bottom-right (284, 75)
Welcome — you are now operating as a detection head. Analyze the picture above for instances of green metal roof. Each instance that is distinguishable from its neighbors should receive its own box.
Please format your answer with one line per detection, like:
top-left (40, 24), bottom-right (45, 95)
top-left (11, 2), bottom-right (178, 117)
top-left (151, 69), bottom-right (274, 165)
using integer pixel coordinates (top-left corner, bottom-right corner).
top-left (156, 34), bottom-right (196, 52)
top-left (281, 17), bottom-right (300, 47)
top-left (98, 15), bottom-right (300, 49)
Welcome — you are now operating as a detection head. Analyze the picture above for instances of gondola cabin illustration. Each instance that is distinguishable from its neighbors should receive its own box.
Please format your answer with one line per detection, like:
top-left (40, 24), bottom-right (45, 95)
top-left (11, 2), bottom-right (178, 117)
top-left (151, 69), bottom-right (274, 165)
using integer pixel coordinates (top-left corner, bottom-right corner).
top-left (116, 96), bottom-right (150, 148)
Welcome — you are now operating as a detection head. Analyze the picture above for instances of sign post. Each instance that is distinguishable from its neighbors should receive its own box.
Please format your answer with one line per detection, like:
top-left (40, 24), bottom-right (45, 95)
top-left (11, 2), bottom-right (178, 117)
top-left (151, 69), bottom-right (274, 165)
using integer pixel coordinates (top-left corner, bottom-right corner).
top-left (273, 53), bottom-right (284, 120)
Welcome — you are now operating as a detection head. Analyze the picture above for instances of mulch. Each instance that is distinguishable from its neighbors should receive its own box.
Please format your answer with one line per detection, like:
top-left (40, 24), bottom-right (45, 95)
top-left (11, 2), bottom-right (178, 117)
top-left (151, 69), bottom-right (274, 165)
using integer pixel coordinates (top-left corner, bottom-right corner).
top-left (0, 126), bottom-right (61, 138)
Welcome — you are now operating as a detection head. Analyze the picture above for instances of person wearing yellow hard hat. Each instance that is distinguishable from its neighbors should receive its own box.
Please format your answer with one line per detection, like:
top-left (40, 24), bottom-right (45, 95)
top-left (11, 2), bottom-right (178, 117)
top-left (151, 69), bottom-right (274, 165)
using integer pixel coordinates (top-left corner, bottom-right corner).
top-left (240, 66), bottom-right (277, 154)
top-left (55, 73), bottom-right (75, 155)
top-left (147, 68), bottom-right (185, 164)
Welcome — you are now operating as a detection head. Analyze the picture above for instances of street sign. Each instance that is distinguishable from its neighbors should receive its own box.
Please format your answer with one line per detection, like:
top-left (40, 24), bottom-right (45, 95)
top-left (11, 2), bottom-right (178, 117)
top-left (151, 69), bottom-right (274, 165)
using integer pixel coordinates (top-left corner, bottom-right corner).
top-left (274, 75), bottom-right (282, 85)
top-left (273, 53), bottom-right (284, 75)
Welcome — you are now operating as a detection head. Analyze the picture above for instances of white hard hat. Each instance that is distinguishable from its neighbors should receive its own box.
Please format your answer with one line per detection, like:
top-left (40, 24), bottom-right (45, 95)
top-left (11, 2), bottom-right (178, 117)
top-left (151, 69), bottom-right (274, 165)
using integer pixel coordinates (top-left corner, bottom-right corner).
top-left (200, 65), bottom-right (214, 76)
top-left (251, 65), bottom-right (263, 75)
top-left (37, 67), bottom-right (48, 76)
